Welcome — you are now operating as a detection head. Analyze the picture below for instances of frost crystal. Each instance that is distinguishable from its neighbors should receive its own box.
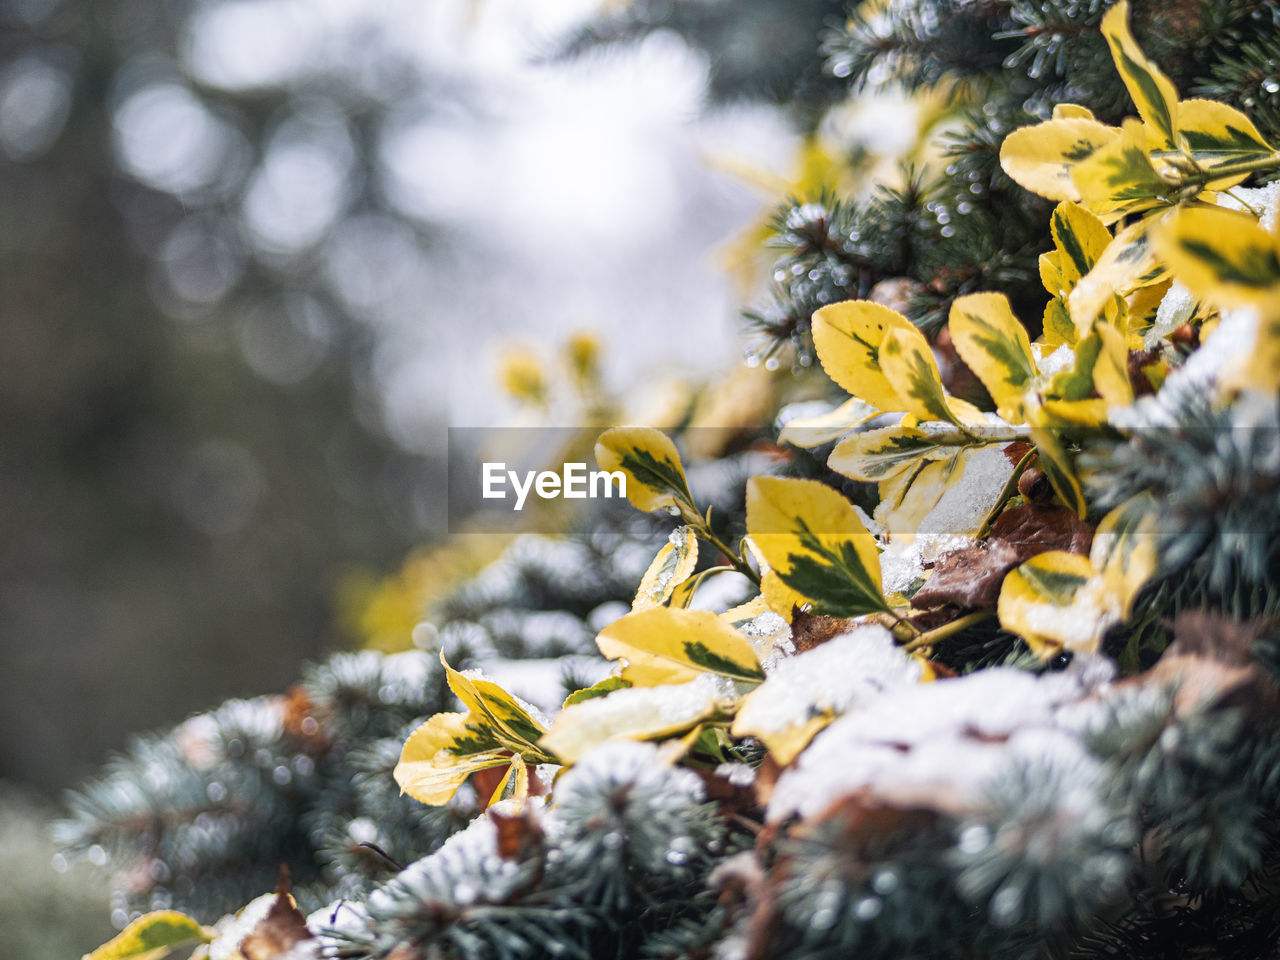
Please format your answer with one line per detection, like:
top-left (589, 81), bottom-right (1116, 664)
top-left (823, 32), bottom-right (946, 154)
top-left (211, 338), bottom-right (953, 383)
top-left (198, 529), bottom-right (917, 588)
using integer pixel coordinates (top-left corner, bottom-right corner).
top-left (734, 627), bottom-right (919, 736)
top-left (737, 609), bottom-right (794, 671)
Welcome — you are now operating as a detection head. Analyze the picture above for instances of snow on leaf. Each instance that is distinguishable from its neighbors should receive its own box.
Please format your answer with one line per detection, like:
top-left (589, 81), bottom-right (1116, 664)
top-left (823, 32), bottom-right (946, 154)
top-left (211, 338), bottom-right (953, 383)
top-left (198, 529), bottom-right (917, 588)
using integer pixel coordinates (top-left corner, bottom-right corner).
top-left (540, 673), bottom-right (740, 764)
top-left (633, 525), bottom-right (699, 611)
top-left (732, 627), bottom-right (920, 765)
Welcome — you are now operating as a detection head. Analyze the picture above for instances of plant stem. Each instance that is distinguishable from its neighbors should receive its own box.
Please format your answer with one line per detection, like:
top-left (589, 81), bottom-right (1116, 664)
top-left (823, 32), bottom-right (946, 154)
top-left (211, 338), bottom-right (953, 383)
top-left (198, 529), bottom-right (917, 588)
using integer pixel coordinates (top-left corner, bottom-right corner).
top-left (901, 609), bottom-right (993, 652)
top-left (696, 524), bottom-right (762, 586)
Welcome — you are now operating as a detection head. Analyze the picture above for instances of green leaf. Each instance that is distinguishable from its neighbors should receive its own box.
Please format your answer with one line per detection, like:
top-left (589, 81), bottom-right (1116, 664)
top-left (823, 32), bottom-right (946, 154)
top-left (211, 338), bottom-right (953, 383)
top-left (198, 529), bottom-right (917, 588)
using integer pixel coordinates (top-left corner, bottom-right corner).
top-left (596, 606), bottom-right (765, 685)
top-left (1176, 99), bottom-right (1274, 177)
top-left (595, 426), bottom-right (695, 516)
top-left (746, 476), bottom-right (888, 618)
top-left (84, 911), bottom-right (211, 960)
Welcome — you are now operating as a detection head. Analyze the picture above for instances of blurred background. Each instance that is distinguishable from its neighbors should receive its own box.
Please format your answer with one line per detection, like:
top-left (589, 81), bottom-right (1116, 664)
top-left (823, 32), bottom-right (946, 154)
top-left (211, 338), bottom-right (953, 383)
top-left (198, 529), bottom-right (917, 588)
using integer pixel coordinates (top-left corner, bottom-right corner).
top-left (0, 0), bottom-right (824, 948)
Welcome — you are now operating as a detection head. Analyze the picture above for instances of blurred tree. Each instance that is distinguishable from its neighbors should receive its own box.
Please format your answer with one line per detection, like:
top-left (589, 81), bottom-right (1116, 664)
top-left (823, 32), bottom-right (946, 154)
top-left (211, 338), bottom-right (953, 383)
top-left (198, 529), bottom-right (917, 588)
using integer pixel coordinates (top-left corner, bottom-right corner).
top-left (0, 0), bottom-right (454, 788)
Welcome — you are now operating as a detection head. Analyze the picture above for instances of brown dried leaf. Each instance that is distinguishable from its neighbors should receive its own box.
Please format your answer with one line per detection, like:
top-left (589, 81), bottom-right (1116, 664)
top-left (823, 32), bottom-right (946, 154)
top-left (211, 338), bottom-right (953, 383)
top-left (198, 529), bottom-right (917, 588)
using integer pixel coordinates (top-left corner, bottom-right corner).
top-left (912, 504), bottom-right (1093, 610)
top-left (237, 893), bottom-right (313, 960)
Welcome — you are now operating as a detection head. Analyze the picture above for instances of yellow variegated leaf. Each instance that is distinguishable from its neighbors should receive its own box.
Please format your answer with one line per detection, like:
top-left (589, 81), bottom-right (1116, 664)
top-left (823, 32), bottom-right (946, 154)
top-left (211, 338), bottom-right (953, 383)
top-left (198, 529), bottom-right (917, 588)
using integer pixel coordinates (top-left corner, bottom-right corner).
top-left (85, 911), bottom-right (212, 960)
top-left (778, 397), bottom-right (879, 448)
top-left (633, 526), bottom-right (698, 611)
top-left (1029, 427), bottom-right (1086, 518)
top-left (1072, 118), bottom-right (1171, 222)
top-left (1040, 398), bottom-right (1110, 427)
top-left (442, 653), bottom-right (548, 753)
top-left (1069, 217), bottom-right (1162, 333)
top-left (595, 426), bottom-right (695, 516)
top-left (540, 674), bottom-right (736, 764)
top-left (760, 568), bottom-right (805, 622)
top-left (811, 300), bottom-right (915, 411)
top-left (596, 606), bottom-right (765, 685)
top-left (828, 423), bottom-right (963, 482)
top-left (1236, 311), bottom-right (1280, 394)
top-left (1091, 495), bottom-right (1159, 620)
top-left (1042, 297), bottom-right (1077, 347)
top-left (1053, 103), bottom-right (1097, 121)
top-left (1040, 250), bottom-right (1066, 298)
top-left (998, 551), bottom-right (1104, 656)
top-left (488, 754), bottom-right (529, 810)
top-left (999, 117), bottom-right (1121, 202)
top-left (747, 476), bottom-right (887, 617)
top-left (1050, 202), bottom-right (1113, 287)
top-left (1092, 322), bottom-right (1135, 406)
top-left (948, 292), bottom-right (1036, 421)
top-left (563, 676), bottom-right (631, 707)
top-left (1101, 1), bottom-right (1179, 149)
top-left (879, 324), bottom-right (962, 425)
top-left (720, 594), bottom-right (770, 628)
top-left (1176, 99), bottom-right (1274, 182)
top-left (394, 711), bottom-right (510, 805)
top-left (1151, 205), bottom-right (1280, 309)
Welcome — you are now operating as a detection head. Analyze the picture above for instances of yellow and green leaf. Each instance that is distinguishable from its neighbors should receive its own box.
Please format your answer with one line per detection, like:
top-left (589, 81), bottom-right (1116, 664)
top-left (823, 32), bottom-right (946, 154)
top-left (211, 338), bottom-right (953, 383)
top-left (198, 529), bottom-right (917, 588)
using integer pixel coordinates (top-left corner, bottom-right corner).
top-left (1069, 216), bottom-right (1163, 332)
top-left (394, 710), bottom-right (511, 805)
top-left (596, 606), bottom-right (766, 685)
top-left (1071, 119), bottom-right (1171, 222)
top-left (540, 675), bottom-right (737, 764)
top-left (827, 423), bottom-right (962, 482)
top-left (563, 675), bottom-right (631, 706)
top-left (633, 526), bottom-right (699, 610)
top-left (487, 754), bottom-right (530, 810)
top-left (810, 300), bottom-right (917, 411)
top-left (997, 550), bottom-right (1103, 656)
top-left (595, 426), bottom-right (695, 516)
top-left (1029, 426), bottom-right (1086, 518)
top-left (1151, 205), bottom-right (1280, 309)
top-left (777, 397), bottom-right (879, 448)
top-left (1050, 201), bottom-right (1113, 286)
top-left (999, 117), bottom-right (1121, 202)
top-left (1090, 494), bottom-right (1159, 621)
top-left (1175, 99), bottom-right (1274, 180)
top-left (442, 653), bottom-right (549, 754)
top-left (746, 476), bottom-right (888, 618)
top-left (948, 292), bottom-right (1037, 421)
top-left (1101, 1), bottom-right (1179, 149)
top-left (879, 324), bottom-right (962, 424)
top-left (85, 911), bottom-right (212, 960)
